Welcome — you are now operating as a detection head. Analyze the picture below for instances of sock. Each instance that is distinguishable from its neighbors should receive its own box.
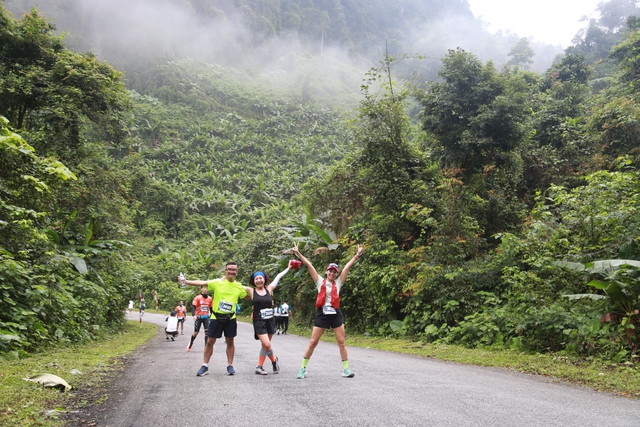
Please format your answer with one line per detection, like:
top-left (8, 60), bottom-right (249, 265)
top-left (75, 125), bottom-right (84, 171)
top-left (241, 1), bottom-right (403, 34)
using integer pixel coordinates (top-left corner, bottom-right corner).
top-left (189, 336), bottom-right (195, 347)
top-left (258, 355), bottom-right (266, 366)
top-left (204, 335), bottom-right (208, 345)
top-left (301, 357), bottom-right (309, 368)
top-left (203, 363), bottom-right (208, 368)
top-left (342, 360), bottom-right (349, 369)
top-left (266, 349), bottom-right (276, 362)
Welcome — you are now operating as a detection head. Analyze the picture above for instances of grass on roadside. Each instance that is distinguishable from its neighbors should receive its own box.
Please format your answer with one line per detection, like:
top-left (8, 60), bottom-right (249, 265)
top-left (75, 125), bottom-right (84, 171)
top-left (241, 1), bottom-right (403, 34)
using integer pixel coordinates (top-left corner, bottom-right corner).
top-left (0, 321), bottom-right (157, 427)
top-left (278, 321), bottom-right (640, 398)
top-left (3, 316), bottom-right (637, 427)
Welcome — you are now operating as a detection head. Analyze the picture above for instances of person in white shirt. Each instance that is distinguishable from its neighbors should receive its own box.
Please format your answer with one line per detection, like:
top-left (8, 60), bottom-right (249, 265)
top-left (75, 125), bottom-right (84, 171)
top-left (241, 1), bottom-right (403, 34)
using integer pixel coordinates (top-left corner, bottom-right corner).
top-left (165, 311), bottom-right (179, 341)
top-left (274, 303), bottom-right (282, 335)
top-left (279, 301), bottom-right (291, 334)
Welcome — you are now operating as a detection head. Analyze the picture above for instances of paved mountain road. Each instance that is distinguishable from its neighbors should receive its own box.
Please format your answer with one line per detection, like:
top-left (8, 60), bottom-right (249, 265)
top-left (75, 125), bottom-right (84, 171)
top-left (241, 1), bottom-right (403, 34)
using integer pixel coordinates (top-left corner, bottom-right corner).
top-left (94, 313), bottom-right (639, 427)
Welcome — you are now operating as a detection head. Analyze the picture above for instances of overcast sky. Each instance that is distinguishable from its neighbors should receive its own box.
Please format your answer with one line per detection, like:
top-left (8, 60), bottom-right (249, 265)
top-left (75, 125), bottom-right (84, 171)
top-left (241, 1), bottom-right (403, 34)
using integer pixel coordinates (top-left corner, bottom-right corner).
top-left (467, 0), bottom-right (602, 47)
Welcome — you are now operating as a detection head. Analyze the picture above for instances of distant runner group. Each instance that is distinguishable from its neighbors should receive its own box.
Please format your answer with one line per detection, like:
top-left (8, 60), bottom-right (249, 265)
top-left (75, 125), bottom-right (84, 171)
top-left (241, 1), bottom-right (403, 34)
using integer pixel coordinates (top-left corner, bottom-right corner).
top-left (171, 244), bottom-right (364, 379)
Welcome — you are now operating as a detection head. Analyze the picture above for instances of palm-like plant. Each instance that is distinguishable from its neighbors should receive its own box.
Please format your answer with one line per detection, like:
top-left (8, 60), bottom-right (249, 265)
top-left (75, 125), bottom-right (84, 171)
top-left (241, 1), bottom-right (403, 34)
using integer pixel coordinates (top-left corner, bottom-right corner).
top-left (555, 259), bottom-right (640, 352)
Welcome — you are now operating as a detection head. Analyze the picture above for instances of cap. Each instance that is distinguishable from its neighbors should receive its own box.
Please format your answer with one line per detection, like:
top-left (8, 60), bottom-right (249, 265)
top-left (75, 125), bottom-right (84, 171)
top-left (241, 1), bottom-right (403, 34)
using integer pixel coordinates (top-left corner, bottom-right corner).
top-left (327, 263), bottom-right (339, 271)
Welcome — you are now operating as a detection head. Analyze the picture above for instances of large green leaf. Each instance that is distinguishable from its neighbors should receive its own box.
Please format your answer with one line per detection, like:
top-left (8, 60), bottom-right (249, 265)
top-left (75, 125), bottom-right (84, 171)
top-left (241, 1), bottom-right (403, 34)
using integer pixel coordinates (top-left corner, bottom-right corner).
top-left (587, 279), bottom-right (610, 290)
top-left (563, 293), bottom-right (607, 300)
top-left (551, 260), bottom-right (586, 271)
top-left (68, 255), bottom-right (88, 275)
top-left (586, 259), bottom-right (640, 271)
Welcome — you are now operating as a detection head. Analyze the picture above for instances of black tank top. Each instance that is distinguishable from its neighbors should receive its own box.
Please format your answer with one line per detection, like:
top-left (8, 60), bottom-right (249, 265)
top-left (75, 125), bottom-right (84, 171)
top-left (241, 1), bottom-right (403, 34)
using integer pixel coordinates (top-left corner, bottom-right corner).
top-left (252, 289), bottom-right (273, 319)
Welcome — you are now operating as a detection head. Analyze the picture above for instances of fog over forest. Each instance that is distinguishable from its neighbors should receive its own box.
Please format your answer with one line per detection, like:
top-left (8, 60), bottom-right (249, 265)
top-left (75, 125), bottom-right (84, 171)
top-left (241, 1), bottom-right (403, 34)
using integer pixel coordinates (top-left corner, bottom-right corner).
top-left (5, 0), bottom-right (565, 89)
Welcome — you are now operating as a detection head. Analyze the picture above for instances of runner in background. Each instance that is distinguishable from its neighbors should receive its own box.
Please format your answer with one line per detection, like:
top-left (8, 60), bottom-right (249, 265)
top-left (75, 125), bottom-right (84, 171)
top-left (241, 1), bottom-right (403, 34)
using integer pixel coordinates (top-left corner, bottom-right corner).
top-left (139, 297), bottom-right (146, 317)
top-left (186, 286), bottom-right (211, 352)
top-left (274, 302), bottom-right (282, 335)
top-left (279, 300), bottom-right (291, 334)
top-left (175, 300), bottom-right (187, 335)
top-left (128, 299), bottom-right (134, 317)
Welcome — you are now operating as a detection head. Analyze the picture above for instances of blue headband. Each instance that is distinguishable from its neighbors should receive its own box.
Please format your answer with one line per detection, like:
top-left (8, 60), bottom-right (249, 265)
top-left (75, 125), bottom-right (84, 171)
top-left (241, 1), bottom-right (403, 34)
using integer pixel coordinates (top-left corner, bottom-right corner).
top-left (252, 271), bottom-right (266, 279)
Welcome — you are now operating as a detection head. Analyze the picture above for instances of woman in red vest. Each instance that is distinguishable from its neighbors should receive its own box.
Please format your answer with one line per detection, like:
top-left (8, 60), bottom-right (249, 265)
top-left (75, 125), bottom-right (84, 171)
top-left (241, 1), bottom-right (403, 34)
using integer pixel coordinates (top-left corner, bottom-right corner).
top-left (292, 242), bottom-right (363, 379)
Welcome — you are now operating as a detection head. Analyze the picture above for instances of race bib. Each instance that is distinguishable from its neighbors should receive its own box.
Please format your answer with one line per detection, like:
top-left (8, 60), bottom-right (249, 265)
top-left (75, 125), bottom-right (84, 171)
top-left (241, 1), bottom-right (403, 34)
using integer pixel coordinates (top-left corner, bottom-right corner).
top-left (218, 301), bottom-right (233, 313)
top-left (200, 304), bottom-right (209, 313)
top-left (322, 305), bottom-right (337, 315)
top-left (260, 308), bottom-right (274, 319)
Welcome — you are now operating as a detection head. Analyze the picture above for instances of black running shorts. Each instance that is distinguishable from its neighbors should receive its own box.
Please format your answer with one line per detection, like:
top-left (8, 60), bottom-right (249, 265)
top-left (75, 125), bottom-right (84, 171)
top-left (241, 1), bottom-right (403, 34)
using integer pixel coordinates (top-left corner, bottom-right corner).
top-left (314, 307), bottom-right (344, 329)
top-left (253, 318), bottom-right (277, 336)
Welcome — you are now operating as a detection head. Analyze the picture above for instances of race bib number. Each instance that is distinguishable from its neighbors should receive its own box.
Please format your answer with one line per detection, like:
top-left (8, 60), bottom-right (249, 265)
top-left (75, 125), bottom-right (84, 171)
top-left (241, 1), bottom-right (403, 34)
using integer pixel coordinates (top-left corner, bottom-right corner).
top-left (218, 301), bottom-right (233, 313)
top-left (322, 305), bottom-right (337, 315)
top-left (260, 308), bottom-right (274, 319)
top-left (200, 304), bottom-right (209, 313)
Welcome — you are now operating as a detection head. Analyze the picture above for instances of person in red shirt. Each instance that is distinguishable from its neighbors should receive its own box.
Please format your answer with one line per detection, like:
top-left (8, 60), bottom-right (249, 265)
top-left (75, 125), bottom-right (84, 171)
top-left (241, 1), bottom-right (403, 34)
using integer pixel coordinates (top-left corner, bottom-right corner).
top-left (186, 286), bottom-right (211, 352)
top-left (175, 300), bottom-right (187, 335)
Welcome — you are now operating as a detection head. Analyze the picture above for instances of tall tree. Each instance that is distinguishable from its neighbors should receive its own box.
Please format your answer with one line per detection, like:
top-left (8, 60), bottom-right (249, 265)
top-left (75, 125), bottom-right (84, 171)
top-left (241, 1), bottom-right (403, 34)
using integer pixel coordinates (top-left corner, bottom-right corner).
top-left (507, 37), bottom-right (535, 70)
top-left (0, 6), bottom-right (131, 160)
top-left (419, 48), bottom-right (530, 176)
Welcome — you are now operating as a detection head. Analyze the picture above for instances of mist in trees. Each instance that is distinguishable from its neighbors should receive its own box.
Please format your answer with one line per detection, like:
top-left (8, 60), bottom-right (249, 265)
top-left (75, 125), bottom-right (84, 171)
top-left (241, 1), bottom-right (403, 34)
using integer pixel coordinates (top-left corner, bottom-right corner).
top-left (4, 0), bottom-right (564, 84)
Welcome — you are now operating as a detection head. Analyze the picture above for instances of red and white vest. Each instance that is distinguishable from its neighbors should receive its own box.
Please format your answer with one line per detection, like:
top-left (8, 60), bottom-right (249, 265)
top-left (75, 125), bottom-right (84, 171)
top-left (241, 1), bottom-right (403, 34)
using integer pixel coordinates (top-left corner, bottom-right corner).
top-left (315, 279), bottom-right (340, 309)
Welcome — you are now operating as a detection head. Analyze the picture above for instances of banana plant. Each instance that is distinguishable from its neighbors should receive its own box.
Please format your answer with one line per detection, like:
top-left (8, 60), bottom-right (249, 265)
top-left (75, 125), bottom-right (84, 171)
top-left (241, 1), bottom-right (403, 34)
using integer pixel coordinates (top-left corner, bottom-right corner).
top-left (555, 259), bottom-right (640, 310)
top-left (45, 213), bottom-right (131, 274)
top-left (285, 211), bottom-right (340, 255)
top-left (554, 259), bottom-right (640, 350)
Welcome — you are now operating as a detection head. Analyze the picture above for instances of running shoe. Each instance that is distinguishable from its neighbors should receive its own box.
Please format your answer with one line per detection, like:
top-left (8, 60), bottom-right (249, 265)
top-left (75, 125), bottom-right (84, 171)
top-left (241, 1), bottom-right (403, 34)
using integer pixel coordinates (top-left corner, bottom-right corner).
top-left (255, 366), bottom-right (267, 375)
top-left (272, 357), bottom-right (280, 374)
top-left (342, 367), bottom-right (355, 378)
top-left (166, 337), bottom-right (169, 341)
top-left (186, 345), bottom-right (191, 352)
top-left (170, 336), bottom-right (174, 341)
top-left (296, 367), bottom-right (307, 379)
top-left (196, 365), bottom-right (208, 377)
top-left (227, 365), bottom-right (236, 376)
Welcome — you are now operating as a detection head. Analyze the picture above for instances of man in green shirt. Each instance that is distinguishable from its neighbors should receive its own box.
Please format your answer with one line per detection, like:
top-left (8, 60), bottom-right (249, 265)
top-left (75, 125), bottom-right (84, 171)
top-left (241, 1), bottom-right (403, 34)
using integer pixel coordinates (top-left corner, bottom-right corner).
top-left (181, 262), bottom-right (247, 376)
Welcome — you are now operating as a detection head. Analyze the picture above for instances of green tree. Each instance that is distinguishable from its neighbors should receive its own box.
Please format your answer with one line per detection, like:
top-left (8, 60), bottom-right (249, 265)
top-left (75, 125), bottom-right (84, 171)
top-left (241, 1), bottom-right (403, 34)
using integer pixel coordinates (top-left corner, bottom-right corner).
top-left (419, 48), bottom-right (530, 176)
top-left (507, 37), bottom-right (534, 70)
top-left (418, 48), bottom-right (532, 241)
top-left (0, 6), bottom-right (131, 160)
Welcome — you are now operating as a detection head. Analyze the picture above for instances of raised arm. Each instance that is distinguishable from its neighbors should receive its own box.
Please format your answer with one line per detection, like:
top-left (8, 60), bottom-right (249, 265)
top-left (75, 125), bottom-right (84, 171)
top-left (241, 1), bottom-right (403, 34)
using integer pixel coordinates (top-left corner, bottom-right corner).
top-left (267, 262), bottom-right (294, 292)
top-left (180, 277), bottom-right (209, 287)
top-left (293, 243), bottom-right (319, 283)
top-left (339, 244), bottom-right (364, 283)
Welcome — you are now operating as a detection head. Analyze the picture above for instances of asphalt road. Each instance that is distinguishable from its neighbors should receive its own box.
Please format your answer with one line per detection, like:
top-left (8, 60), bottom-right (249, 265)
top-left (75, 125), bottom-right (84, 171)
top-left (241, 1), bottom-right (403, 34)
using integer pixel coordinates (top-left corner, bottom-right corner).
top-left (94, 312), bottom-right (639, 427)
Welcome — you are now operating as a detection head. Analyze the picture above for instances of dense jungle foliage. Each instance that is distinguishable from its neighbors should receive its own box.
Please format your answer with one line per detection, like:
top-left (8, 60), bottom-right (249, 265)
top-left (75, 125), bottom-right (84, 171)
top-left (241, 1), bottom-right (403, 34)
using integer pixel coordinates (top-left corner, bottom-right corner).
top-left (1, 0), bottom-right (640, 363)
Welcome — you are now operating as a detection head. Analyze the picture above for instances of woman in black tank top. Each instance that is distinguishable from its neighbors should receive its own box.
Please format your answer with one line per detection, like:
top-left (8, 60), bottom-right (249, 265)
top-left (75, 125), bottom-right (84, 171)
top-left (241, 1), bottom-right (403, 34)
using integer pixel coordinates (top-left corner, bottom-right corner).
top-left (243, 262), bottom-right (295, 375)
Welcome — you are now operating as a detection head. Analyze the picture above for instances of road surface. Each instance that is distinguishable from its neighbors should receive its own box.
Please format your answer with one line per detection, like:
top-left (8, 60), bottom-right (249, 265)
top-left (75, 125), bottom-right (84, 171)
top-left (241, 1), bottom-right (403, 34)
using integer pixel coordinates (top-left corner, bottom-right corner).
top-left (93, 312), bottom-right (639, 427)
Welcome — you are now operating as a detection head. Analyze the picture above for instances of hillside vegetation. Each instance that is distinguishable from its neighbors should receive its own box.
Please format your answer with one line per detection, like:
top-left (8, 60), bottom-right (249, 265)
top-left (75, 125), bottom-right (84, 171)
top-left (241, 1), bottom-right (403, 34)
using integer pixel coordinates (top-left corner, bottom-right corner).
top-left (1, 0), bottom-right (640, 366)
